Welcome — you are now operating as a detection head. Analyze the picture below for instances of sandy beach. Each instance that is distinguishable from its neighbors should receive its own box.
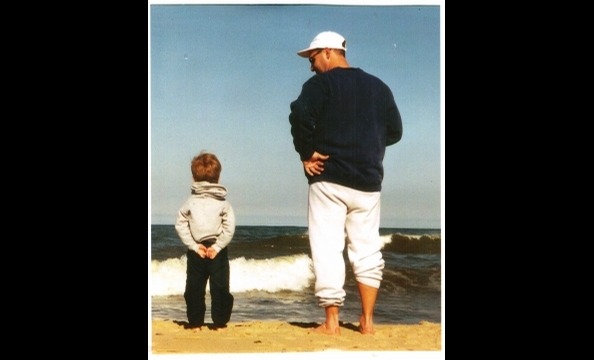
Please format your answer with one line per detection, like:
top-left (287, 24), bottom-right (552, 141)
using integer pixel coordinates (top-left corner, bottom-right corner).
top-left (150, 319), bottom-right (442, 356)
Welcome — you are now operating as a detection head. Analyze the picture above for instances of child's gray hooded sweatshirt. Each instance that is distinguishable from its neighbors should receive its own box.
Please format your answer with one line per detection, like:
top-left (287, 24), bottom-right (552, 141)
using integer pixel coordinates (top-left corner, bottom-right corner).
top-left (175, 181), bottom-right (236, 254)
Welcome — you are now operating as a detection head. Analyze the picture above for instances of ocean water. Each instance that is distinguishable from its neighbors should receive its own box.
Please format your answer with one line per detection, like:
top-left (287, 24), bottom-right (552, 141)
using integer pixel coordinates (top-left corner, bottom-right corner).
top-left (150, 225), bottom-right (442, 325)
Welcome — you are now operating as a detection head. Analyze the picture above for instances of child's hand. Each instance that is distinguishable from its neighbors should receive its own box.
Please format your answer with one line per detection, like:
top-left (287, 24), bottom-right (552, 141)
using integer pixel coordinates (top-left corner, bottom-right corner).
top-left (197, 244), bottom-right (207, 258)
top-left (207, 247), bottom-right (218, 259)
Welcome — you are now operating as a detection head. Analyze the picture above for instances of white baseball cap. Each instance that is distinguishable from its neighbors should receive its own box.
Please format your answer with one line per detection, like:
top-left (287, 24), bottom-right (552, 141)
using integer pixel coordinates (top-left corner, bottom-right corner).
top-left (297, 31), bottom-right (347, 58)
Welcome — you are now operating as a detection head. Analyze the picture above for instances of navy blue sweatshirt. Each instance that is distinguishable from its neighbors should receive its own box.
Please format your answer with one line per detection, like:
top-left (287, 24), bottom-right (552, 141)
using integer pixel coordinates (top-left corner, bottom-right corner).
top-left (289, 67), bottom-right (403, 192)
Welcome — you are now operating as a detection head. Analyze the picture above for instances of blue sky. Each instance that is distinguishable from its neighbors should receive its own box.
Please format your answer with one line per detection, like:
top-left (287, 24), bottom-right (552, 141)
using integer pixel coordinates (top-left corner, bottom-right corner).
top-left (149, 1), bottom-right (443, 228)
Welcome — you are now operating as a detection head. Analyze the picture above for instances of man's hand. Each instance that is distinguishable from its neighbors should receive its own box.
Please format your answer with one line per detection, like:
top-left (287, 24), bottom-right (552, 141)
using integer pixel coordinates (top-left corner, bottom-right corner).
top-left (303, 151), bottom-right (329, 176)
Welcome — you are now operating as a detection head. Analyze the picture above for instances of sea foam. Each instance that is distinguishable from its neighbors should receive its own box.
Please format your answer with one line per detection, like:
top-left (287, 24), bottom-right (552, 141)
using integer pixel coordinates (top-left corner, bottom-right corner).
top-left (150, 254), bottom-right (314, 296)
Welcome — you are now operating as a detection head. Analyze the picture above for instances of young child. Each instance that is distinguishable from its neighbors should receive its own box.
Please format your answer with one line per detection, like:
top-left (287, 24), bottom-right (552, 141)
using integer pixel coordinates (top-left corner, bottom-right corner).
top-left (175, 151), bottom-right (236, 330)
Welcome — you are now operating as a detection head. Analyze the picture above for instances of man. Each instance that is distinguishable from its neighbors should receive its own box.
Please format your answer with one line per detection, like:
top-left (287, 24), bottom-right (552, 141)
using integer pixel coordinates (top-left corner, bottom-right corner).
top-left (289, 31), bottom-right (403, 335)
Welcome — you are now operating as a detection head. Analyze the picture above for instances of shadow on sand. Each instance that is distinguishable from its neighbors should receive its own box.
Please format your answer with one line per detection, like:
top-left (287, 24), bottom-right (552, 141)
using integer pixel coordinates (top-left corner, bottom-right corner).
top-left (288, 321), bottom-right (359, 332)
top-left (173, 320), bottom-right (227, 331)
top-left (172, 319), bottom-right (360, 332)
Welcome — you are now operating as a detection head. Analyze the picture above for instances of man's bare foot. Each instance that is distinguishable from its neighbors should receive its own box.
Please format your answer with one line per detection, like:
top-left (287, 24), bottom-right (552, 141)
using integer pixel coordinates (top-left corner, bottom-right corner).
top-left (190, 326), bottom-right (201, 333)
top-left (358, 315), bottom-right (375, 335)
top-left (313, 322), bottom-right (341, 335)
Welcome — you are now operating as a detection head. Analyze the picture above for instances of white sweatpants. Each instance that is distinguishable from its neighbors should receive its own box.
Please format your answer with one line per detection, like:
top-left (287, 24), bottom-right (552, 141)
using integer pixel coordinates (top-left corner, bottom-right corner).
top-left (308, 182), bottom-right (385, 307)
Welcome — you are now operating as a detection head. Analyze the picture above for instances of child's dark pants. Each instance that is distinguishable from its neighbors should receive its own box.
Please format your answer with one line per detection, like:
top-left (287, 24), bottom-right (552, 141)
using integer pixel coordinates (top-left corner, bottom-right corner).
top-left (184, 246), bottom-right (234, 327)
